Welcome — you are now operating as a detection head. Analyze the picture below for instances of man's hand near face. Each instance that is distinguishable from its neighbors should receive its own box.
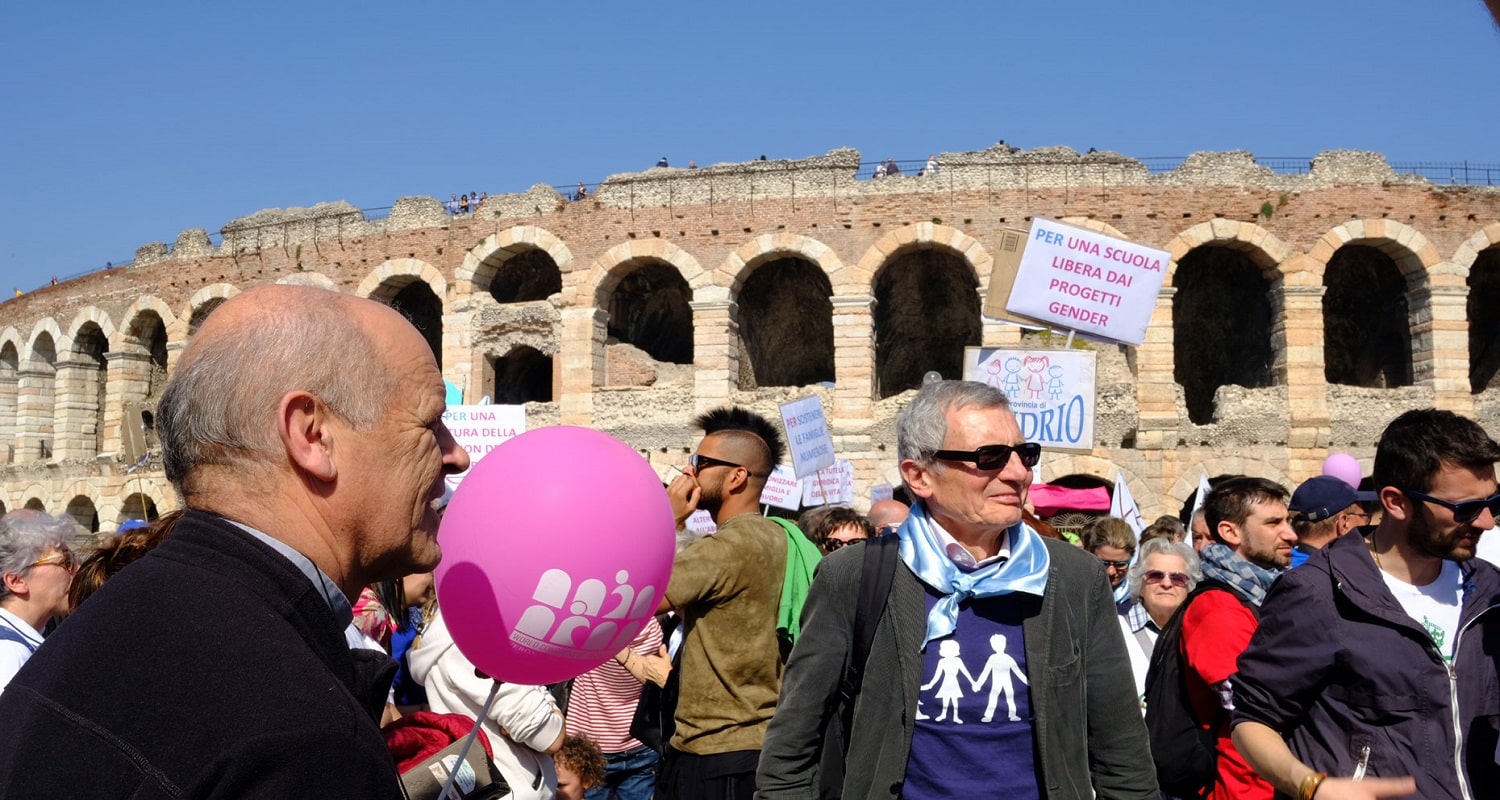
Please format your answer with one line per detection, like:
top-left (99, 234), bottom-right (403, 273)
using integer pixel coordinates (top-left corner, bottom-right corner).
top-left (667, 472), bottom-right (701, 530)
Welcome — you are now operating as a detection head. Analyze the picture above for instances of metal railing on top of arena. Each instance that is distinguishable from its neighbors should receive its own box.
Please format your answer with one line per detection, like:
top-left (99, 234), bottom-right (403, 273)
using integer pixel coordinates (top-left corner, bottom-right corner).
top-left (25, 154), bottom-right (1500, 293)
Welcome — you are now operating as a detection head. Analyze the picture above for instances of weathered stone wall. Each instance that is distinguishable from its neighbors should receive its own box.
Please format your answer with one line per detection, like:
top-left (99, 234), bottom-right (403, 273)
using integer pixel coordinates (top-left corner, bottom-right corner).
top-left (4, 144), bottom-right (1500, 526)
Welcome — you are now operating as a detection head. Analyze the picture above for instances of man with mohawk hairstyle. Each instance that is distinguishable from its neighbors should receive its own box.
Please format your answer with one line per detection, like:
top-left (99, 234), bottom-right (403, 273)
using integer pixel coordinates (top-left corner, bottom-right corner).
top-left (659, 406), bottom-right (792, 800)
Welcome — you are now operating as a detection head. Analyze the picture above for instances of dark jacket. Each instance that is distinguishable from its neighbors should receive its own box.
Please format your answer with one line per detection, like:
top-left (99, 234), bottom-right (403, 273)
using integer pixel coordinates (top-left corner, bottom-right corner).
top-left (0, 511), bottom-right (404, 799)
top-left (1233, 531), bottom-right (1500, 800)
top-left (756, 533), bottom-right (1156, 800)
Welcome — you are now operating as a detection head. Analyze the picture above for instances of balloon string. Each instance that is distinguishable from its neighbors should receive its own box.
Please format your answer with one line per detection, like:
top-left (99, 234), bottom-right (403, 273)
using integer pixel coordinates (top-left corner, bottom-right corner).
top-left (439, 680), bottom-right (502, 800)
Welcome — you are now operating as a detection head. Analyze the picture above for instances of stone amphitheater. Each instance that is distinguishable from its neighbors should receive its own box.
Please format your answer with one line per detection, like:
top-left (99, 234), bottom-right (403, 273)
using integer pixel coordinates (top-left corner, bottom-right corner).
top-left (4, 143), bottom-right (1500, 532)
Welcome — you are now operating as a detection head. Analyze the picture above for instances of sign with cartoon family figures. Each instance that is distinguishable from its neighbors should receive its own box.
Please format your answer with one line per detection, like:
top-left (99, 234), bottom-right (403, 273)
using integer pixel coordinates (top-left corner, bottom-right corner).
top-left (963, 347), bottom-right (1096, 454)
top-left (1001, 217), bottom-right (1169, 346)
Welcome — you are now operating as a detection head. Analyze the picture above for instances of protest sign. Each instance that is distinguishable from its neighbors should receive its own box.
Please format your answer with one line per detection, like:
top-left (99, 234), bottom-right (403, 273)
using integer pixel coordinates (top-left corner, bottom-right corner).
top-left (761, 464), bottom-right (804, 511)
top-left (780, 396), bottom-right (835, 478)
top-left (1110, 470), bottom-right (1146, 538)
top-left (964, 347), bottom-right (1096, 454)
top-left (442, 405), bottom-right (526, 490)
top-left (871, 483), bottom-right (894, 503)
top-left (802, 459), bottom-right (854, 506)
top-left (1001, 218), bottom-right (1169, 346)
top-left (686, 510), bottom-right (717, 535)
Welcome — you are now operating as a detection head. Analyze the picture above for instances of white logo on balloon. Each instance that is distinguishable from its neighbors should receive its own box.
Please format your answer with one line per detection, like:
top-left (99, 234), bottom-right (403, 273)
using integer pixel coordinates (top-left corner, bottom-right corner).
top-left (512, 568), bottom-right (657, 658)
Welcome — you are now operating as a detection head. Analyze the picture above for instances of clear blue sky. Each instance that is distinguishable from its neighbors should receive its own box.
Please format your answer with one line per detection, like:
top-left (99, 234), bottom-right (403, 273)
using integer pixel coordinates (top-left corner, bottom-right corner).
top-left (3, 0), bottom-right (1497, 293)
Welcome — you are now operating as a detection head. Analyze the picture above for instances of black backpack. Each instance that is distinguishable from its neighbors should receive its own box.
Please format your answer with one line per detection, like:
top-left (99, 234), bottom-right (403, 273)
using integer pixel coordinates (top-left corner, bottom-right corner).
top-left (817, 533), bottom-right (900, 800)
top-left (1142, 579), bottom-right (1257, 799)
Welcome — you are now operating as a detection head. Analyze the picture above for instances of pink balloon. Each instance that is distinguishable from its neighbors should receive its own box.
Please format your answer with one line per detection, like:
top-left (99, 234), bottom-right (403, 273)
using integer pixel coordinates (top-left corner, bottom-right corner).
top-left (435, 426), bottom-right (675, 684)
top-left (1322, 453), bottom-right (1363, 489)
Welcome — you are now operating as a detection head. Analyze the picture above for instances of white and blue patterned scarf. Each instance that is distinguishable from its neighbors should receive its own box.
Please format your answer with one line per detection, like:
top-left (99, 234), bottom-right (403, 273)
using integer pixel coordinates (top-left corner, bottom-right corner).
top-left (897, 502), bottom-right (1051, 647)
top-left (1199, 542), bottom-right (1281, 607)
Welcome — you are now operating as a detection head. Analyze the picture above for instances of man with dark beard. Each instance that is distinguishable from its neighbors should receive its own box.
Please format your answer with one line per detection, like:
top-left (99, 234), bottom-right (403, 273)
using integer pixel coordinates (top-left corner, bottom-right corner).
top-left (1232, 409), bottom-right (1500, 800)
top-left (660, 407), bottom-right (789, 800)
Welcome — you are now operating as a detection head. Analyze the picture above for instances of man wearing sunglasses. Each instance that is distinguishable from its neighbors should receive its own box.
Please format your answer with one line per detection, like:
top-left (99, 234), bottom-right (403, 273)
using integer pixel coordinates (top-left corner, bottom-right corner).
top-left (659, 406), bottom-right (792, 800)
top-left (759, 380), bottom-right (1155, 800)
top-left (1233, 409), bottom-right (1500, 800)
top-left (0, 510), bottom-right (78, 694)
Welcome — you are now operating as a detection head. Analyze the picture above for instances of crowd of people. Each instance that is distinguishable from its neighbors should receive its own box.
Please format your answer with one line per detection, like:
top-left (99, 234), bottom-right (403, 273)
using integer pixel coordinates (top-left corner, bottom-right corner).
top-left (0, 285), bottom-right (1496, 799)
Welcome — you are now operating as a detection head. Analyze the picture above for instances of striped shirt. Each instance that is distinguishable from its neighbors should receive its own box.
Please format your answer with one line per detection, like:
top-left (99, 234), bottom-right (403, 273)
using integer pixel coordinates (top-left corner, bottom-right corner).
top-left (564, 617), bottom-right (665, 753)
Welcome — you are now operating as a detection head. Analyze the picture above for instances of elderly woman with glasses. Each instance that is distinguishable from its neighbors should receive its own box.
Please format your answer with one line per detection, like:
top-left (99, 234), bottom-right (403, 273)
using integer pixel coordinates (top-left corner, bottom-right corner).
top-left (0, 510), bottom-right (80, 693)
top-left (1118, 536), bottom-right (1201, 708)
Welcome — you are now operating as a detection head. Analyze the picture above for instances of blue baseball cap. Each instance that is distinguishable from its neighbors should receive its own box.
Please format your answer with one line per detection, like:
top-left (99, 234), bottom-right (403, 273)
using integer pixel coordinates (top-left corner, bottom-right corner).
top-left (1290, 475), bottom-right (1376, 522)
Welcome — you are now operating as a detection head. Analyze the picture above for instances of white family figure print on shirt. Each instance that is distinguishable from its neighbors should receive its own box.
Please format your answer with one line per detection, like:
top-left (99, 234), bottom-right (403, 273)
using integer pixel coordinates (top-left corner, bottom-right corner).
top-left (920, 639), bottom-right (975, 723)
top-left (972, 633), bottom-right (1029, 722)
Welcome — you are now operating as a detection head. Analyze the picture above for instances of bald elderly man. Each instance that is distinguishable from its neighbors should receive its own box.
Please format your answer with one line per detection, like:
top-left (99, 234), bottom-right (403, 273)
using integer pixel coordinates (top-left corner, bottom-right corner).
top-left (867, 498), bottom-right (910, 536)
top-left (0, 286), bottom-right (470, 798)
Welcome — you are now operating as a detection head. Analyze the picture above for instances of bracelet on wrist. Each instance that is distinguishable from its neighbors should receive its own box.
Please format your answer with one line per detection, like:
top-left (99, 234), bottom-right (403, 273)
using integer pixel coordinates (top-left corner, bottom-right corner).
top-left (1297, 771), bottom-right (1327, 800)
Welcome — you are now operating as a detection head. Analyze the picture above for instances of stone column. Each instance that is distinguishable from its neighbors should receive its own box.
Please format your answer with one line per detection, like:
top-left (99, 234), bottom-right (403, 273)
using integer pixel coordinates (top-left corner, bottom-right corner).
top-left (1133, 288), bottom-right (1178, 449)
top-left (15, 365), bottom-right (56, 463)
top-left (164, 341), bottom-right (187, 375)
top-left (558, 307), bottom-right (606, 426)
top-left (831, 295), bottom-right (876, 426)
top-left (103, 351), bottom-right (154, 459)
top-left (442, 310), bottom-right (473, 400)
top-left (53, 358), bottom-right (102, 461)
top-left (1411, 284), bottom-right (1473, 415)
top-left (690, 287), bottom-right (737, 416)
top-left (1277, 284), bottom-right (1331, 452)
top-left (0, 370), bottom-right (16, 465)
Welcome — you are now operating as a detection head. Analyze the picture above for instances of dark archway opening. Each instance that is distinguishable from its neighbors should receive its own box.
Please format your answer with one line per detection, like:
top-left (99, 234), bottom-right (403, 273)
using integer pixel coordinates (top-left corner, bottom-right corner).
top-left (1469, 248), bottom-right (1500, 392)
top-left (491, 347), bottom-right (553, 403)
top-left (607, 262), bottom-right (693, 364)
top-left (126, 312), bottom-right (169, 398)
top-left (66, 495), bottom-right (99, 533)
top-left (188, 297), bottom-right (227, 337)
top-left (75, 323), bottom-right (109, 453)
top-left (739, 258), bottom-right (834, 388)
top-left (1172, 246), bottom-right (1275, 423)
top-left (24, 498), bottom-right (45, 511)
top-left (389, 282), bottom-right (444, 369)
top-left (874, 248), bottom-right (981, 397)
top-left (1324, 245), bottom-right (1412, 387)
top-left (118, 493), bottom-right (160, 523)
top-left (489, 250), bottom-right (563, 304)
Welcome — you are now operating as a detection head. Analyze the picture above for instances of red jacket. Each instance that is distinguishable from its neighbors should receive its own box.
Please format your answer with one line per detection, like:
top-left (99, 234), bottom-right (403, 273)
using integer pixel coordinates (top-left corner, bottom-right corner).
top-left (1180, 588), bottom-right (1272, 800)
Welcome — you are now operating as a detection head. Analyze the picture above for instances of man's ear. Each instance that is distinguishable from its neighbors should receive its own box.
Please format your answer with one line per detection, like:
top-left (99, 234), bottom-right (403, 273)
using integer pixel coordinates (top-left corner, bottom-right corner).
top-left (278, 391), bottom-right (337, 482)
top-left (1216, 520), bottom-right (1242, 549)
top-left (1379, 486), bottom-right (1411, 522)
top-left (900, 459), bottom-right (936, 500)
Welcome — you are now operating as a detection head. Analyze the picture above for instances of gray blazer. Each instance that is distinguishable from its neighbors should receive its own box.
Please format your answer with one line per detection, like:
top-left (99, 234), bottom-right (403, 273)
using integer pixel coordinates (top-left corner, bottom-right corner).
top-left (756, 536), bottom-right (1157, 800)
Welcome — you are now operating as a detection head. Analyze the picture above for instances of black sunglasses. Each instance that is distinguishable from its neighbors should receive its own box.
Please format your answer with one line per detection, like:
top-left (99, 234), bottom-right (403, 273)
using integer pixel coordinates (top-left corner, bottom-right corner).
top-left (689, 453), bottom-right (744, 472)
top-left (932, 442), bottom-right (1043, 471)
top-left (1402, 489), bottom-right (1500, 524)
top-left (823, 537), bottom-right (866, 552)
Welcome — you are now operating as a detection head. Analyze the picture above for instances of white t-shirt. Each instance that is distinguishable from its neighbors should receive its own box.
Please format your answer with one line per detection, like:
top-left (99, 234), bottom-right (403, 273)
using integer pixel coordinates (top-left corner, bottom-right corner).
top-left (0, 607), bottom-right (45, 694)
top-left (1381, 559), bottom-right (1463, 660)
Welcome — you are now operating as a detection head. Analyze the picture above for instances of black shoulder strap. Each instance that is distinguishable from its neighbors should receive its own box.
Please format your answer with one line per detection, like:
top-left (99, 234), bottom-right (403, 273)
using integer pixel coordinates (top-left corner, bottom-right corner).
top-left (1191, 577), bottom-right (1260, 620)
top-left (841, 535), bottom-right (900, 709)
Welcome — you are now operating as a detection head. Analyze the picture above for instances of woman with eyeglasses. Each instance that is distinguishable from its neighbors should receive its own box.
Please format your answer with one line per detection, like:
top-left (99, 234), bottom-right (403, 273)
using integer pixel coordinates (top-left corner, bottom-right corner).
top-left (0, 510), bottom-right (81, 694)
top-left (805, 506), bottom-right (876, 555)
top-left (1118, 537), bottom-right (1202, 710)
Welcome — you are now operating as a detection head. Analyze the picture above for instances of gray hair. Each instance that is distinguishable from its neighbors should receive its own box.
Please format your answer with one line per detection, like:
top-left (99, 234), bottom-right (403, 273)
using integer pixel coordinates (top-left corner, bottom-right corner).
top-left (158, 291), bottom-right (397, 489)
top-left (1127, 537), bottom-right (1202, 601)
top-left (896, 380), bottom-right (1011, 464)
top-left (0, 511), bottom-right (79, 600)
